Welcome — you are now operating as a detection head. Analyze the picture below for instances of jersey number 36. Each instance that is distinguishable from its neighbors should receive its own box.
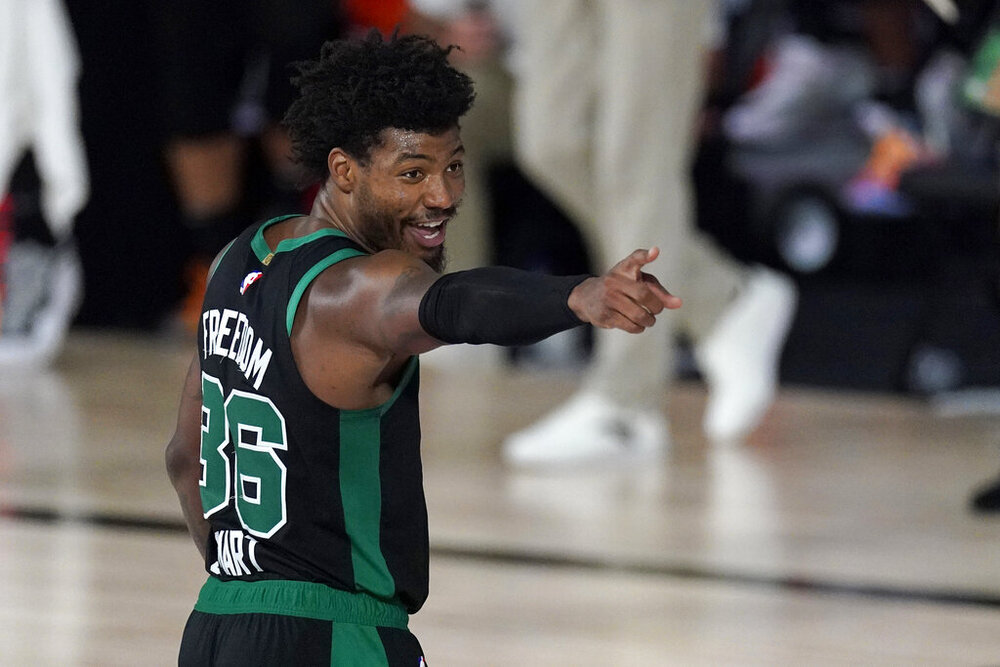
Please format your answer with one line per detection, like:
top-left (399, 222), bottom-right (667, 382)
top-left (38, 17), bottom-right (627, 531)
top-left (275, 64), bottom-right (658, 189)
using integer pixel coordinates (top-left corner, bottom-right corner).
top-left (199, 373), bottom-right (289, 538)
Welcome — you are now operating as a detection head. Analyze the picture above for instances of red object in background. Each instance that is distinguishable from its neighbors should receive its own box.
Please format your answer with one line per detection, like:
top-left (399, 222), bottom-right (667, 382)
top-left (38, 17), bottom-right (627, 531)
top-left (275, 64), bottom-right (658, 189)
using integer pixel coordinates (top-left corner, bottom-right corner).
top-left (302, 183), bottom-right (321, 212)
top-left (344, 0), bottom-right (409, 35)
top-left (747, 53), bottom-right (772, 91)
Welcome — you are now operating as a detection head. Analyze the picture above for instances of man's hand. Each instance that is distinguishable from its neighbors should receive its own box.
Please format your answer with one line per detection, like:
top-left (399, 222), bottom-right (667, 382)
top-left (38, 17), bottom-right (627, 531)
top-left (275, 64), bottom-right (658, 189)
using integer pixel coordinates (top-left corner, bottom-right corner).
top-left (567, 247), bottom-right (681, 333)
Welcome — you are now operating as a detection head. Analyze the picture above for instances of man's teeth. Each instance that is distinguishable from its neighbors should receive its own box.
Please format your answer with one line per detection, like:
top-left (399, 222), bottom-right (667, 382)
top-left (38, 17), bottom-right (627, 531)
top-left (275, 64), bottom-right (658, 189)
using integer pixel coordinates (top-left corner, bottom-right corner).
top-left (412, 221), bottom-right (443, 239)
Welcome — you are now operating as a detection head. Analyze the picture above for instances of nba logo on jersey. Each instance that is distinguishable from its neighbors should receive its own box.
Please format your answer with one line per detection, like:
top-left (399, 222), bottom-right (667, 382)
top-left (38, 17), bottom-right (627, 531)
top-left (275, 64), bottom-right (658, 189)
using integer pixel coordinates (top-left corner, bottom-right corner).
top-left (240, 271), bottom-right (263, 295)
top-left (418, 657), bottom-right (425, 667)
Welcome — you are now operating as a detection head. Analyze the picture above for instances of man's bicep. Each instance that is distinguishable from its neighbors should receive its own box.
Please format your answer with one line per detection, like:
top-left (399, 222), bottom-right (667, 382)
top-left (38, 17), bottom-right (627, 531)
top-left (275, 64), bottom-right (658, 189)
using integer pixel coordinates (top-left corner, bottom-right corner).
top-left (173, 356), bottom-right (204, 453)
top-left (166, 354), bottom-right (204, 484)
top-left (166, 354), bottom-right (212, 559)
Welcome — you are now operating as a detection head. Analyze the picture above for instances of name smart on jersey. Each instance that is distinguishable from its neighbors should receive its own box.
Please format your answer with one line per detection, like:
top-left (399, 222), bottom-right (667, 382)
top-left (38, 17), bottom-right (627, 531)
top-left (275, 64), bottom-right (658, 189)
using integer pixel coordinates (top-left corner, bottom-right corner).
top-left (202, 308), bottom-right (273, 389)
top-left (210, 529), bottom-right (264, 577)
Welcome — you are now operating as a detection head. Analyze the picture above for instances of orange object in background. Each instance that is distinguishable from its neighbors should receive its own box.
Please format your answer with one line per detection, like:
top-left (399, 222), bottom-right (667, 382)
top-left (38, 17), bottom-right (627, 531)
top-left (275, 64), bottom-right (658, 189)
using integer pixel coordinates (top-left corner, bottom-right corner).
top-left (860, 129), bottom-right (923, 189)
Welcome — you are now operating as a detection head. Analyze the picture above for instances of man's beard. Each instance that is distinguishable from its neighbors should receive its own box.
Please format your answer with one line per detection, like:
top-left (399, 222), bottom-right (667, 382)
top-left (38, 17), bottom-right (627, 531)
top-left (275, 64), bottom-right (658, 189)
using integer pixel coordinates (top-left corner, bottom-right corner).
top-left (423, 244), bottom-right (447, 273)
top-left (357, 183), bottom-right (449, 273)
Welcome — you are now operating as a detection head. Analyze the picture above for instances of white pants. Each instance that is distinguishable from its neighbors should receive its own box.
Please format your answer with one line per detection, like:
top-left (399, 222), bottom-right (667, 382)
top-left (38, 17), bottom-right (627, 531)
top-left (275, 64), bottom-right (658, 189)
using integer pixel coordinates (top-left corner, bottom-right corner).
top-left (444, 58), bottom-right (514, 272)
top-left (514, 0), bottom-right (746, 408)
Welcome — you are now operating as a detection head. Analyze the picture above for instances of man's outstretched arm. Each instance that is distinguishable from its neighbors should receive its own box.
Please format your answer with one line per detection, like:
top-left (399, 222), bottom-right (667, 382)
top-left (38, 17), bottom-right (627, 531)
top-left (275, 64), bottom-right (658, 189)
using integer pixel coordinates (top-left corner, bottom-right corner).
top-left (341, 246), bottom-right (681, 357)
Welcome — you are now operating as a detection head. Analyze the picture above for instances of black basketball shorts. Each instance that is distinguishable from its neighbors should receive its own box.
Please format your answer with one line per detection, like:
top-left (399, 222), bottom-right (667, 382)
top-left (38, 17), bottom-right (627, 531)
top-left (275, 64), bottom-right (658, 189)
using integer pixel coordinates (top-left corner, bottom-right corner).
top-left (178, 577), bottom-right (426, 666)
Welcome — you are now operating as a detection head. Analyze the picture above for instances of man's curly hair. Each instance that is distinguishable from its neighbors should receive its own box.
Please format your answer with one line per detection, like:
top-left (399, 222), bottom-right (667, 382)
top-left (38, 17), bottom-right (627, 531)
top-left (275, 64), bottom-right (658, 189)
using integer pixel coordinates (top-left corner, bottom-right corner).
top-left (283, 31), bottom-right (475, 182)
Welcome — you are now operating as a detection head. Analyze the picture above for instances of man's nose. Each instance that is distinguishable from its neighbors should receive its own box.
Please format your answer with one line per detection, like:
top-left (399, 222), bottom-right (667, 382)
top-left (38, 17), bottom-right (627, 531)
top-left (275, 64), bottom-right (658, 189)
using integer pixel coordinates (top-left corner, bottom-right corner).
top-left (423, 174), bottom-right (459, 210)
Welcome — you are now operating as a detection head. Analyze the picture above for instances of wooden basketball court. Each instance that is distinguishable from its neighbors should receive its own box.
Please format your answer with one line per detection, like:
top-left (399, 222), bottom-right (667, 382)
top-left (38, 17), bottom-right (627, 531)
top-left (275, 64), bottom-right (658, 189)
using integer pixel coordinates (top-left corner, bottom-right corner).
top-left (1, 330), bottom-right (999, 665)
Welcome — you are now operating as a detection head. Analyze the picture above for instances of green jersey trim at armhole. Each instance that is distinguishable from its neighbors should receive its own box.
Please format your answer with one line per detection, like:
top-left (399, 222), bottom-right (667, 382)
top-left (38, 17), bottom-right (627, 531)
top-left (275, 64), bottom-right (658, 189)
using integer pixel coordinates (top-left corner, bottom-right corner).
top-left (285, 247), bottom-right (367, 335)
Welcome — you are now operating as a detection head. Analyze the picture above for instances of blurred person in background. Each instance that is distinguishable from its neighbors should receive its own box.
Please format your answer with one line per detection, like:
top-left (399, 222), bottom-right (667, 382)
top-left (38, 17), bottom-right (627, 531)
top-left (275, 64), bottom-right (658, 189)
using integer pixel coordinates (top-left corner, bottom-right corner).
top-left (149, 0), bottom-right (348, 332)
top-left (719, 0), bottom-right (1000, 511)
top-left (404, 0), bottom-right (521, 370)
top-left (721, 0), bottom-right (1000, 214)
top-left (956, 0), bottom-right (1000, 514)
top-left (0, 0), bottom-right (86, 366)
top-left (503, 0), bottom-right (798, 467)
top-left (406, 0), bottom-right (517, 274)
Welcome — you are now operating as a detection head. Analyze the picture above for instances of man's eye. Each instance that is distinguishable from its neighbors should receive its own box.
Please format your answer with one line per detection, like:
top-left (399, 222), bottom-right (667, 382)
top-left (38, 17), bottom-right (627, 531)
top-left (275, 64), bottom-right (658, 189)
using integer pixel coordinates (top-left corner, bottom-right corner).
top-left (447, 162), bottom-right (463, 173)
top-left (401, 170), bottom-right (422, 179)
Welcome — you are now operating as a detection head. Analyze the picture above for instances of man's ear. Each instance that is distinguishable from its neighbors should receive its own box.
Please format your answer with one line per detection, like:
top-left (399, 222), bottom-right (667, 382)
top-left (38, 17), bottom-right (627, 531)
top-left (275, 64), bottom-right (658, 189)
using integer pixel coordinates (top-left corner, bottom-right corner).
top-left (328, 148), bottom-right (357, 193)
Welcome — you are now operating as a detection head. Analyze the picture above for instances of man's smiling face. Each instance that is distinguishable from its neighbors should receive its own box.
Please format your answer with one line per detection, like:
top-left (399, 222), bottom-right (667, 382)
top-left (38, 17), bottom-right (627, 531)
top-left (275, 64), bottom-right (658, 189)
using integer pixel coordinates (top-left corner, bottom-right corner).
top-left (353, 126), bottom-right (465, 272)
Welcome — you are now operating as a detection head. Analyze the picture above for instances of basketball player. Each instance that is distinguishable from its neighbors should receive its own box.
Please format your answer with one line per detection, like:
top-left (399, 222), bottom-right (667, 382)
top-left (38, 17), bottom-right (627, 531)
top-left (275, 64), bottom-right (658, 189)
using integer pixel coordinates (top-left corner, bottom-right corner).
top-left (165, 32), bottom-right (681, 665)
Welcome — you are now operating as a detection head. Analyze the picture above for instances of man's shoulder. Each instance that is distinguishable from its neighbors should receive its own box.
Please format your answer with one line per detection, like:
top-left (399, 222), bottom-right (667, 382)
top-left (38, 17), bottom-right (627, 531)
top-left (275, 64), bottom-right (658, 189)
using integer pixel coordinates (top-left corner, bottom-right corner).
top-left (308, 249), bottom-right (418, 293)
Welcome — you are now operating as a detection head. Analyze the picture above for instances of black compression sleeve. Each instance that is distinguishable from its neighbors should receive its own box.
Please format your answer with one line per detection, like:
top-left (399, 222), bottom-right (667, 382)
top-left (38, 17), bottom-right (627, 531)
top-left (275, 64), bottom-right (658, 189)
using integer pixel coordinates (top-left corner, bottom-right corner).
top-left (418, 267), bottom-right (590, 346)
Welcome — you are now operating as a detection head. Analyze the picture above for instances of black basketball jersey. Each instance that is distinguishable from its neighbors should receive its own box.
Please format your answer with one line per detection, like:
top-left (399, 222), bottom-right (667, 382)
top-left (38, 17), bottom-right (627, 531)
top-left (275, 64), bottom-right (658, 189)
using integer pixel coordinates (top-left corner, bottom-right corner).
top-left (196, 215), bottom-right (429, 614)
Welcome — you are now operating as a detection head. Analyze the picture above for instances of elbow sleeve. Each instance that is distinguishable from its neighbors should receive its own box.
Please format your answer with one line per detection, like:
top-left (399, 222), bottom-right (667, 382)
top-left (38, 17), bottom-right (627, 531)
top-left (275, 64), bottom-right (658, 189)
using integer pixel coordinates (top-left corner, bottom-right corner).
top-left (418, 267), bottom-right (589, 346)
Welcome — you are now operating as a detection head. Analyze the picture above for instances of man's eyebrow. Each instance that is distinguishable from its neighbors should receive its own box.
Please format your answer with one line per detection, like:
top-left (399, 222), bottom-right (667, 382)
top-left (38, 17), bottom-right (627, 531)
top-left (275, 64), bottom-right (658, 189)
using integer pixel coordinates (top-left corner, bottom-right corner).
top-left (395, 152), bottom-right (431, 163)
top-left (394, 145), bottom-right (465, 164)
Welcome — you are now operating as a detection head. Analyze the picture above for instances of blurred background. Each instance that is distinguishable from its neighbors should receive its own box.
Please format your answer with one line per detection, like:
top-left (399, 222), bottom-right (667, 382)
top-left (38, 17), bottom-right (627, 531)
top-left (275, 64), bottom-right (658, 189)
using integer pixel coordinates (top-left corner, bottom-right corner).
top-left (3, 0), bottom-right (998, 394)
top-left (3, 0), bottom-right (1000, 664)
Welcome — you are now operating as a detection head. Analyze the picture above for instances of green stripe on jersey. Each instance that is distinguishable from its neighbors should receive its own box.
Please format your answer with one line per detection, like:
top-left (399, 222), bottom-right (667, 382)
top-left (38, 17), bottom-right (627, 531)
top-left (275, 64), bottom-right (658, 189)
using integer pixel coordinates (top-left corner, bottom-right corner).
top-left (339, 410), bottom-right (395, 599)
top-left (337, 357), bottom-right (418, 602)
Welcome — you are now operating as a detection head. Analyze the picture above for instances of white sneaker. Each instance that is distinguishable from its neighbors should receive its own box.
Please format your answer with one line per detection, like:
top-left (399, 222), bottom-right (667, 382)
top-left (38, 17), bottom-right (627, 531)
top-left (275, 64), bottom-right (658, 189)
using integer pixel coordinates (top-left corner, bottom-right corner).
top-left (502, 392), bottom-right (669, 468)
top-left (695, 267), bottom-right (797, 443)
top-left (0, 241), bottom-right (83, 367)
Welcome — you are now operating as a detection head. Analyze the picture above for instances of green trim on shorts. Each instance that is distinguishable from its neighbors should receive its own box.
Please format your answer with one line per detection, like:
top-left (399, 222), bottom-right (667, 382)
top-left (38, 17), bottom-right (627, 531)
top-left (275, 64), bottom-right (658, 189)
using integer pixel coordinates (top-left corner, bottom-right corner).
top-left (332, 623), bottom-right (391, 667)
top-left (193, 577), bottom-right (409, 629)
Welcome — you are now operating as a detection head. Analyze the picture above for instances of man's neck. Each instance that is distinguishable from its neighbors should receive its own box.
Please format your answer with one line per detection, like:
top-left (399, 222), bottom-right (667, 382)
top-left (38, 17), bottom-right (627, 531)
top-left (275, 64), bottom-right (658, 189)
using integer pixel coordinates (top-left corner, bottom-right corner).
top-left (309, 183), bottom-right (373, 253)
